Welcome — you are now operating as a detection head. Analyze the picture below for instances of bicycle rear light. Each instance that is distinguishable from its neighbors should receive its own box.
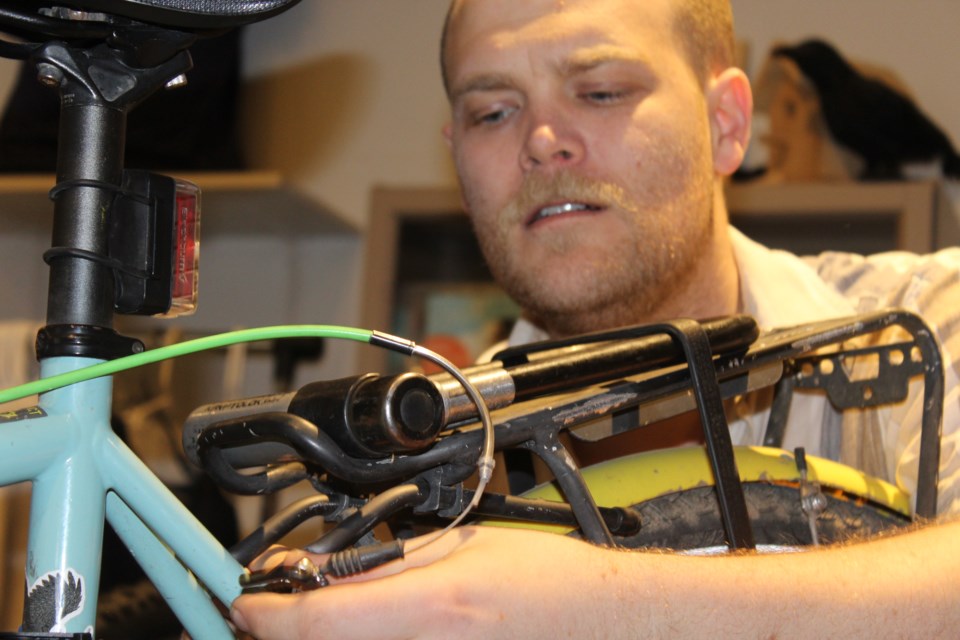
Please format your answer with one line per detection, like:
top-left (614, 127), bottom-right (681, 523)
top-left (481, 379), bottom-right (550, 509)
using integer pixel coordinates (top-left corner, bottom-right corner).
top-left (170, 179), bottom-right (200, 317)
top-left (109, 170), bottom-right (200, 317)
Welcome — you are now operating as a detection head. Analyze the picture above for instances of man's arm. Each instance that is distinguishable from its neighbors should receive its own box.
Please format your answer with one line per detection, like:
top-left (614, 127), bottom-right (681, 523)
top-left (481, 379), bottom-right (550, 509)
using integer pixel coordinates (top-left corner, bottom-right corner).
top-left (230, 520), bottom-right (960, 639)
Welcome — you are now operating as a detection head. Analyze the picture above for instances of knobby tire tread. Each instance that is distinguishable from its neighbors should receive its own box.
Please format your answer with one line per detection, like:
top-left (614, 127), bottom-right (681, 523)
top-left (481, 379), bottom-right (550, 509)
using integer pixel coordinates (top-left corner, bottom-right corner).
top-left (610, 482), bottom-right (910, 550)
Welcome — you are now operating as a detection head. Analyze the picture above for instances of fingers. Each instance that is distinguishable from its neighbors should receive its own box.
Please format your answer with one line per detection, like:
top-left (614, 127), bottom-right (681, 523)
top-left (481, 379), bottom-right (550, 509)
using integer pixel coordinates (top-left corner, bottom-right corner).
top-left (231, 574), bottom-right (426, 640)
top-left (231, 592), bottom-right (298, 640)
top-left (230, 529), bottom-right (482, 639)
top-left (230, 528), bottom-right (598, 640)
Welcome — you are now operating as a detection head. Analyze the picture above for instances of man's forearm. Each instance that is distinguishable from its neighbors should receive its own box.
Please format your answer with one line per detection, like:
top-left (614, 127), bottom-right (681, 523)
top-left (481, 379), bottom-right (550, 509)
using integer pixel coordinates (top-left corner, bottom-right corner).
top-left (232, 521), bottom-right (960, 639)
top-left (619, 519), bottom-right (959, 638)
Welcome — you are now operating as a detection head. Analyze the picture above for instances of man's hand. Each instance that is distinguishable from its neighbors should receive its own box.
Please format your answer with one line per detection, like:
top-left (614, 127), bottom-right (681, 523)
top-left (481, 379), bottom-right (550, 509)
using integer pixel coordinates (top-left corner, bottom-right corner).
top-left (229, 526), bottom-right (646, 640)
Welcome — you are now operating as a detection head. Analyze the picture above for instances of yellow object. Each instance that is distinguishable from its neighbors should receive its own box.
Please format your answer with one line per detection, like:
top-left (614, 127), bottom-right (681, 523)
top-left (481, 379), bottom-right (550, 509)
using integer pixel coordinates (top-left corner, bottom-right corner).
top-left (485, 445), bottom-right (910, 534)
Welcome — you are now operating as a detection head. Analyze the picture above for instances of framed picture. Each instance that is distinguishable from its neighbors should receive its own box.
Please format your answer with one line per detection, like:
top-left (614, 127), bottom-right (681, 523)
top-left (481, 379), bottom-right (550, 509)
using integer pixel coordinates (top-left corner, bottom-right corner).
top-left (391, 281), bottom-right (519, 374)
top-left (359, 186), bottom-right (520, 374)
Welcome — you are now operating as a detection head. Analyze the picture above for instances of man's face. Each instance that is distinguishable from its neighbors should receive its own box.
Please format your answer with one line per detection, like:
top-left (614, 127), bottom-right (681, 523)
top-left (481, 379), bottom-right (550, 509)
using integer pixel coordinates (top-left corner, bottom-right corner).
top-left (443, 0), bottom-right (721, 335)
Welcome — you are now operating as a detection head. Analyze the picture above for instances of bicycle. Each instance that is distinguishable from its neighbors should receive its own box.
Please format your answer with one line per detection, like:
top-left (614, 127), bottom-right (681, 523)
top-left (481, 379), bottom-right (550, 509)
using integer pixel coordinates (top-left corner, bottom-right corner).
top-left (0, 2), bottom-right (307, 637)
top-left (0, 0), bottom-right (946, 638)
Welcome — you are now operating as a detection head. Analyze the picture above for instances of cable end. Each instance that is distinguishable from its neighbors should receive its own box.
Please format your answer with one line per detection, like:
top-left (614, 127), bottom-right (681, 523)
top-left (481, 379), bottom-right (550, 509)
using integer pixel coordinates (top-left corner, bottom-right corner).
top-left (477, 458), bottom-right (496, 485)
top-left (370, 331), bottom-right (417, 356)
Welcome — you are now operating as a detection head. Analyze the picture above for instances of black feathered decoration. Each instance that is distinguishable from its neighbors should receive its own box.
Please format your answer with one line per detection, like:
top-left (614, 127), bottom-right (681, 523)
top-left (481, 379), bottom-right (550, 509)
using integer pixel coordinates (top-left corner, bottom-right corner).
top-left (773, 39), bottom-right (960, 180)
top-left (23, 571), bottom-right (84, 632)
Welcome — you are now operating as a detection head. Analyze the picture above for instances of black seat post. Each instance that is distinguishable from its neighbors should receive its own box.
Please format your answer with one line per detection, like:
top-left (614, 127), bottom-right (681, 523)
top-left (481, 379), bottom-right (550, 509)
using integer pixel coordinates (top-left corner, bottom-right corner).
top-left (1, 3), bottom-right (302, 360)
top-left (31, 35), bottom-right (193, 358)
top-left (44, 58), bottom-right (126, 329)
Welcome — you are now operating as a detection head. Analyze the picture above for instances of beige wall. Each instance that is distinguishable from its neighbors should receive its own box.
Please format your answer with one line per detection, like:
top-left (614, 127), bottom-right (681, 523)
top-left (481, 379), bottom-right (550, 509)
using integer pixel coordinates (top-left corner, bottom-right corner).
top-left (239, 0), bottom-right (457, 229)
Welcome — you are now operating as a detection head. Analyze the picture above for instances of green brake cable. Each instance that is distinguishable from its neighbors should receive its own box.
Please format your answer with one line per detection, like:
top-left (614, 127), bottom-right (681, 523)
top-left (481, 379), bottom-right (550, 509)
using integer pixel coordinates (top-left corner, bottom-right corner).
top-left (0, 325), bottom-right (374, 405)
top-left (0, 323), bottom-right (499, 553)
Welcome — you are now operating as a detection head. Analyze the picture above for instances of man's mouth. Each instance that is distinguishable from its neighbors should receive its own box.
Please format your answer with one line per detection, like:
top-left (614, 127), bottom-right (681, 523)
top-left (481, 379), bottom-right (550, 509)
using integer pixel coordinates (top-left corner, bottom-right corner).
top-left (528, 201), bottom-right (604, 225)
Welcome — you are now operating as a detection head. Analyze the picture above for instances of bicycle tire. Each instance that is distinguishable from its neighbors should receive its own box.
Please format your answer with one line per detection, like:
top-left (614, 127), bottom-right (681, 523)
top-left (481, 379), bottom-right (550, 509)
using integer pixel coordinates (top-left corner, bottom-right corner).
top-left (95, 578), bottom-right (180, 640)
top-left (491, 446), bottom-right (914, 550)
top-left (605, 482), bottom-right (911, 551)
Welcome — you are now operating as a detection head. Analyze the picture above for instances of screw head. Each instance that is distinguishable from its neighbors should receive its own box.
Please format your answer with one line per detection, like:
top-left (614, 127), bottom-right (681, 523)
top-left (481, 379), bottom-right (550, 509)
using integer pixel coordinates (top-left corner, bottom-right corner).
top-left (37, 63), bottom-right (64, 88)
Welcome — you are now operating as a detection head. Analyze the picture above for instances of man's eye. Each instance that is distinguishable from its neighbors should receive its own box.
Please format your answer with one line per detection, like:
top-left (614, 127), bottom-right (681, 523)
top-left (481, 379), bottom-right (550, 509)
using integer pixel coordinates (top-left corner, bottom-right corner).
top-left (582, 89), bottom-right (629, 104)
top-left (472, 106), bottom-right (514, 126)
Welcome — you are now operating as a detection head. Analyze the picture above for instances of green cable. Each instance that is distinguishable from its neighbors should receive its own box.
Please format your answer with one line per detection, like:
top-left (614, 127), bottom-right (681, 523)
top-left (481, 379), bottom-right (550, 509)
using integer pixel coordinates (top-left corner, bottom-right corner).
top-left (0, 325), bottom-right (374, 405)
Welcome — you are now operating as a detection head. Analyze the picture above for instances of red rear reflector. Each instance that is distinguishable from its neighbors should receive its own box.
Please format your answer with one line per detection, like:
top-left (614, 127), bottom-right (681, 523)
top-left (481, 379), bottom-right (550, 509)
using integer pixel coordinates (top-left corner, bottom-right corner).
top-left (165, 179), bottom-right (200, 317)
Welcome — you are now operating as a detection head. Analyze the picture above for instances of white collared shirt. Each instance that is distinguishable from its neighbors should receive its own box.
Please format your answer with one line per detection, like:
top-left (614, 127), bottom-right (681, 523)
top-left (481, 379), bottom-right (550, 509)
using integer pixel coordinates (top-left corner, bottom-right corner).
top-left (500, 226), bottom-right (960, 515)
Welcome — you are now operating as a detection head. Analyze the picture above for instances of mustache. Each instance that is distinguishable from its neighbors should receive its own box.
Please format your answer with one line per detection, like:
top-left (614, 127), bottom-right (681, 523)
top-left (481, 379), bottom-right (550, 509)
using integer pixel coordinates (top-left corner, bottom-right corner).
top-left (502, 172), bottom-right (634, 223)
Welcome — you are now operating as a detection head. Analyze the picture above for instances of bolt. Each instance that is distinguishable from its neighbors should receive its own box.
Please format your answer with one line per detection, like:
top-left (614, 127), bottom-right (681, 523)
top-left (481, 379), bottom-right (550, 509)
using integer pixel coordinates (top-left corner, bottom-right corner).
top-left (37, 63), bottom-right (64, 88)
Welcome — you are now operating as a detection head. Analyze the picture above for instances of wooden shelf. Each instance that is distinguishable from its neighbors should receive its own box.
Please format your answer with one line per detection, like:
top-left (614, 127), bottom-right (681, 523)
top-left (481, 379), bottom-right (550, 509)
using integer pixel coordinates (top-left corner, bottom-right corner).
top-left (725, 180), bottom-right (953, 253)
top-left (0, 171), bottom-right (359, 236)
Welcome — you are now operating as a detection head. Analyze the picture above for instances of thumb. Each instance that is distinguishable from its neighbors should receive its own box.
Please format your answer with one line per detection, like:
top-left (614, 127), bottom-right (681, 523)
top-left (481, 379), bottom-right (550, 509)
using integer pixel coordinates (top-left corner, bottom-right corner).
top-left (231, 593), bottom-right (301, 640)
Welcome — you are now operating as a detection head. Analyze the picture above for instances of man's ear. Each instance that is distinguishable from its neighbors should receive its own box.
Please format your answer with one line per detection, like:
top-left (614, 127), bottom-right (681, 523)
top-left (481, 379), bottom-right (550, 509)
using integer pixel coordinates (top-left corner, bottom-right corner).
top-left (707, 67), bottom-right (753, 176)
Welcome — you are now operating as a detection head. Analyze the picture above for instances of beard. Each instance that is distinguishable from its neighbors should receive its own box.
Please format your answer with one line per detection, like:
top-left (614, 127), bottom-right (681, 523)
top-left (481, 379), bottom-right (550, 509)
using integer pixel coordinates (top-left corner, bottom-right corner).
top-left (465, 169), bottom-right (715, 337)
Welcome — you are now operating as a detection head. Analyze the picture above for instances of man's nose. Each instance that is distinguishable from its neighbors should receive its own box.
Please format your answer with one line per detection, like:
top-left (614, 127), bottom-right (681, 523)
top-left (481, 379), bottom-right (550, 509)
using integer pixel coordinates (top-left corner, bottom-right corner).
top-left (520, 121), bottom-right (584, 171)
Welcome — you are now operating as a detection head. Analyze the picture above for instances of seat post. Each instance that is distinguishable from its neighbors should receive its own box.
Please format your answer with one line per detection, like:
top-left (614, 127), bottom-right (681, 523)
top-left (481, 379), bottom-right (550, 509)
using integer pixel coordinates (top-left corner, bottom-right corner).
top-left (46, 90), bottom-right (126, 329)
top-left (32, 37), bottom-right (193, 359)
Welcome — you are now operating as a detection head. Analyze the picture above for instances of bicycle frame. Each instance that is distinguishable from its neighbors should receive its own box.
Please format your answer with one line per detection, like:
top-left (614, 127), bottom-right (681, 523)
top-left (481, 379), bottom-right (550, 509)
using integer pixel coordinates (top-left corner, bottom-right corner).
top-left (2, 358), bottom-right (242, 637)
top-left (0, 2), bottom-right (302, 636)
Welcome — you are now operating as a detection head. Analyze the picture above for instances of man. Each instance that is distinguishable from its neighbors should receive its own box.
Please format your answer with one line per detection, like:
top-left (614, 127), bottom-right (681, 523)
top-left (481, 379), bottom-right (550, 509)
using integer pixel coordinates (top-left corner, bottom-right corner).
top-left (231, 0), bottom-right (960, 637)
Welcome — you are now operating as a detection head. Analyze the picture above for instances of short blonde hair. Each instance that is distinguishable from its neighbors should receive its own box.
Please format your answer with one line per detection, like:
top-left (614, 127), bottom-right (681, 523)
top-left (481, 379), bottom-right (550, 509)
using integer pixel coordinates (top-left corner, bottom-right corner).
top-left (439, 1), bottom-right (461, 96)
top-left (673, 0), bottom-right (737, 82)
top-left (440, 0), bottom-right (736, 95)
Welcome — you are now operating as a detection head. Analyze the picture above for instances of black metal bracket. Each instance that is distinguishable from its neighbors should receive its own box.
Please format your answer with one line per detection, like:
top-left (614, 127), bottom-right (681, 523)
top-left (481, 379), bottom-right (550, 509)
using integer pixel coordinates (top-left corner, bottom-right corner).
top-left (792, 341), bottom-right (922, 409)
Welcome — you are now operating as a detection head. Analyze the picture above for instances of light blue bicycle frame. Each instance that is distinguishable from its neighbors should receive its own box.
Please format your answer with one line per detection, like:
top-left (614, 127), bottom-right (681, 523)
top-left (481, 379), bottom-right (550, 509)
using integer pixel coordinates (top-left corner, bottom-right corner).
top-left (2, 356), bottom-right (244, 638)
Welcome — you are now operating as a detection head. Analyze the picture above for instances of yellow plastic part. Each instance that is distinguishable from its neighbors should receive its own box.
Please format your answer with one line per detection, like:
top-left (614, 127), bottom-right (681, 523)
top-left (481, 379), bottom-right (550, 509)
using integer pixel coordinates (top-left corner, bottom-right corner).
top-left (485, 445), bottom-right (911, 534)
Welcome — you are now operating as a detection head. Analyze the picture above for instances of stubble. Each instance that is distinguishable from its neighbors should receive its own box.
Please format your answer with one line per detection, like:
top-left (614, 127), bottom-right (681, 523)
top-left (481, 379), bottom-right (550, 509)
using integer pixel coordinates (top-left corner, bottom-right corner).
top-left (467, 164), bottom-right (715, 336)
